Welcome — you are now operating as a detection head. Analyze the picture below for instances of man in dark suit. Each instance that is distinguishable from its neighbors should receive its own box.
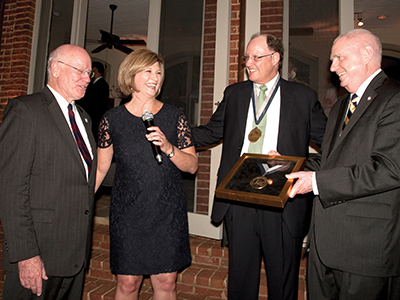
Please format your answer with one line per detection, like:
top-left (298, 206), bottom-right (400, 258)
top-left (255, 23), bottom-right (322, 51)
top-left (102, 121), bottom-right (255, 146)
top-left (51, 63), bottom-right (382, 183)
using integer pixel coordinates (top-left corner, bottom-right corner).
top-left (192, 33), bottom-right (326, 300)
top-left (0, 44), bottom-right (97, 299)
top-left (287, 29), bottom-right (400, 299)
top-left (79, 61), bottom-right (110, 141)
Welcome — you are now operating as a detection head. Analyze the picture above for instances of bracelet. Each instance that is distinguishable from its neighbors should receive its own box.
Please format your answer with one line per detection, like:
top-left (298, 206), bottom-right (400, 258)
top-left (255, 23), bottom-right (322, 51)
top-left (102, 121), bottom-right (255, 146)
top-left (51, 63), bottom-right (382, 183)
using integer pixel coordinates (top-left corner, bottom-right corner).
top-left (167, 146), bottom-right (175, 158)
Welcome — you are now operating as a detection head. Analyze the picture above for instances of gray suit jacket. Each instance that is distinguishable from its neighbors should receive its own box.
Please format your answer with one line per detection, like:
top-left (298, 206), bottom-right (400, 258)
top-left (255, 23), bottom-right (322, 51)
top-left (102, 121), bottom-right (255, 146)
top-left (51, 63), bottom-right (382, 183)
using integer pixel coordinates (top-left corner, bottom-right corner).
top-left (309, 71), bottom-right (400, 277)
top-left (0, 87), bottom-right (97, 277)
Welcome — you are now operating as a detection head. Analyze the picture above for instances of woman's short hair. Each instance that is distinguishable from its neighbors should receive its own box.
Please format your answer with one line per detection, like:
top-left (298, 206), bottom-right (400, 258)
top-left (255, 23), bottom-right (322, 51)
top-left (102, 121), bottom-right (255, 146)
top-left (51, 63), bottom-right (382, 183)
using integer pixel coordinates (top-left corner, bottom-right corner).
top-left (118, 49), bottom-right (165, 96)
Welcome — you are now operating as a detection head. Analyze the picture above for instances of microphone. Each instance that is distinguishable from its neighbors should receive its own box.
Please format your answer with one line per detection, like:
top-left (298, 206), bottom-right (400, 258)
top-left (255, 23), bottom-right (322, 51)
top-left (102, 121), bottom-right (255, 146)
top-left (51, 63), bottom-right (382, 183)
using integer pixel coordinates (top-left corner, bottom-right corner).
top-left (142, 110), bottom-right (162, 164)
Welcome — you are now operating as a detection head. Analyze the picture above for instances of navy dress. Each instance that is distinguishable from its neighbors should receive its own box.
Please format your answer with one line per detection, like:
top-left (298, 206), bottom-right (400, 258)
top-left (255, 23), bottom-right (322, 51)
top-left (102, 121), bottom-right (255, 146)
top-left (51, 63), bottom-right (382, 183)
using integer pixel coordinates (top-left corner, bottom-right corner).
top-left (98, 103), bottom-right (192, 275)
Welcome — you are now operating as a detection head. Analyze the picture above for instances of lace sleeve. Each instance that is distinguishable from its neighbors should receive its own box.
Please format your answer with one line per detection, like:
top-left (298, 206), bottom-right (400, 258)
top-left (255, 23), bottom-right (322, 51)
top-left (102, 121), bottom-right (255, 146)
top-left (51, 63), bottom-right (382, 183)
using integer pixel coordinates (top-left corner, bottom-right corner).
top-left (177, 112), bottom-right (195, 150)
top-left (97, 115), bottom-right (113, 148)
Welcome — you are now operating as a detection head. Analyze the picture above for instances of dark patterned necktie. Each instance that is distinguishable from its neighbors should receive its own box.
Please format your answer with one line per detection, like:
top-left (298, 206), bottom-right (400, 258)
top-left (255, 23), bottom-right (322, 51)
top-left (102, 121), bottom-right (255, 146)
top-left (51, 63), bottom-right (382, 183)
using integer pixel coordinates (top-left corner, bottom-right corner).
top-left (68, 104), bottom-right (92, 174)
top-left (342, 93), bottom-right (359, 130)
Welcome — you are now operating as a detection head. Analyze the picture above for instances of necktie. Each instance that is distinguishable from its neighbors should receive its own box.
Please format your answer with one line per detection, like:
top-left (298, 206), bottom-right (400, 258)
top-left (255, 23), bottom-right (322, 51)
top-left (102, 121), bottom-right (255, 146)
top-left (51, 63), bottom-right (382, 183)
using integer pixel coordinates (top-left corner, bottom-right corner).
top-left (248, 85), bottom-right (268, 154)
top-left (342, 94), bottom-right (359, 130)
top-left (68, 104), bottom-right (92, 174)
top-left (257, 85), bottom-right (268, 112)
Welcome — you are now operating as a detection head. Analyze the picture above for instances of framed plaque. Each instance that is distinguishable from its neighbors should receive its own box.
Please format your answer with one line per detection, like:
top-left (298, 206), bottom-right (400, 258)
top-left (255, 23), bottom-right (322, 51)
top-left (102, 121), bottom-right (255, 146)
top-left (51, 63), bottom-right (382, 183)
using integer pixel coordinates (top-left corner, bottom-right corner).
top-left (215, 153), bottom-right (305, 208)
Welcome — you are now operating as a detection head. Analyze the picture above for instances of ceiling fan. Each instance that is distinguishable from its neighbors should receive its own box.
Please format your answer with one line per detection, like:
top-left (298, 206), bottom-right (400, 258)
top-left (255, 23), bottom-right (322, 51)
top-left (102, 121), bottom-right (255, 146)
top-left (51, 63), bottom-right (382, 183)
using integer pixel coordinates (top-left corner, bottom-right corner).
top-left (91, 4), bottom-right (146, 55)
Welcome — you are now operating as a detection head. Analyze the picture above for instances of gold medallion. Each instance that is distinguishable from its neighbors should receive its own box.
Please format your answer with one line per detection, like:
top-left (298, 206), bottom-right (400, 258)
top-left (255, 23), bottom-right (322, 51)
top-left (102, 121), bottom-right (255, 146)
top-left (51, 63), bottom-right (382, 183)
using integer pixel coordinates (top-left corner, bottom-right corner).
top-left (250, 176), bottom-right (273, 190)
top-left (248, 127), bottom-right (262, 143)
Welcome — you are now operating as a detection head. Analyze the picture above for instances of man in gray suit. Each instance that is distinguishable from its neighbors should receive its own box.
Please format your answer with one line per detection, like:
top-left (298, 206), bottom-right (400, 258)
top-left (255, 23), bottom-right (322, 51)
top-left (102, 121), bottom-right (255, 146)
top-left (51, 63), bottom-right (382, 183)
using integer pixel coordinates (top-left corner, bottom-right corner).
top-left (287, 29), bottom-right (400, 299)
top-left (0, 44), bottom-right (97, 299)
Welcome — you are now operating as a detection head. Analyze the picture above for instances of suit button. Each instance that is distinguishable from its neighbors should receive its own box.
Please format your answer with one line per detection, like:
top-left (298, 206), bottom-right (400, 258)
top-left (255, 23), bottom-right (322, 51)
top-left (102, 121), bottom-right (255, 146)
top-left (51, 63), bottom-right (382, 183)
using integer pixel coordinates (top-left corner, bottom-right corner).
top-left (85, 210), bottom-right (89, 215)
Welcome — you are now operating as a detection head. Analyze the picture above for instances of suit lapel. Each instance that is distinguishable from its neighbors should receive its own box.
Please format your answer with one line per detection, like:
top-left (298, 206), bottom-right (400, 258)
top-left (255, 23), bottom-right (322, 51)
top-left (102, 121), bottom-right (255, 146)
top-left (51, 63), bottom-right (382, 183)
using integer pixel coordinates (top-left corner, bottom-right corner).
top-left (277, 80), bottom-right (293, 149)
top-left (323, 95), bottom-right (349, 158)
top-left (43, 87), bottom-right (87, 178)
top-left (327, 71), bottom-right (386, 158)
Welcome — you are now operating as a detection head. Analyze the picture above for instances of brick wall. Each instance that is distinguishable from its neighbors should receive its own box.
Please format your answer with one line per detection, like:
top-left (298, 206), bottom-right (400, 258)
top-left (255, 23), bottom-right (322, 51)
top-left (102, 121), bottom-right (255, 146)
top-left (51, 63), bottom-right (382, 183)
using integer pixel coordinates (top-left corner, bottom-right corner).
top-left (0, 0), bottom-right (36, 123)
top-left (261, 0), bottom-right (283, 37)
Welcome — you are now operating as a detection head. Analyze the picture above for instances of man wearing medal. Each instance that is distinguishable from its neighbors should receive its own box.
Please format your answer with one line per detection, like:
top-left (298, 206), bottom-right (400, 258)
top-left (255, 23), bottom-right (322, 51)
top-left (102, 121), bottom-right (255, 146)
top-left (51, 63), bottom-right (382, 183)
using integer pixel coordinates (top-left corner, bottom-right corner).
top-left (192, 33), bottom-right (327, 300)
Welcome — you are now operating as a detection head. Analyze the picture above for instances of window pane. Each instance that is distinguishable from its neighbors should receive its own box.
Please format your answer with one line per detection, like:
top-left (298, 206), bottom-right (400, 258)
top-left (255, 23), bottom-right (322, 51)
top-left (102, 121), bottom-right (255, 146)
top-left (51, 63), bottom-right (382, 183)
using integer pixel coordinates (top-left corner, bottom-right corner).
top-left (289, 0), bottom-right (340, 117)
top-left (48, 0), bottom-right (74, 53)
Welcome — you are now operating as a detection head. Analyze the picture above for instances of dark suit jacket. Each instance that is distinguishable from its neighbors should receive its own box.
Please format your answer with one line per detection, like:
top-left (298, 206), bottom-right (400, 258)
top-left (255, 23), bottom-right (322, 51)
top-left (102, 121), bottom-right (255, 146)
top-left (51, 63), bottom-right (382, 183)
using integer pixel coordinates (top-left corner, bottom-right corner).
top-left (0, 87), bottom-right (97, 277)
top-left (192, 79), bottom-right (326, 238)
top-left (79, 77), bottom-right (110, 139)
top-left (308, 71), bottom-right (400, 277)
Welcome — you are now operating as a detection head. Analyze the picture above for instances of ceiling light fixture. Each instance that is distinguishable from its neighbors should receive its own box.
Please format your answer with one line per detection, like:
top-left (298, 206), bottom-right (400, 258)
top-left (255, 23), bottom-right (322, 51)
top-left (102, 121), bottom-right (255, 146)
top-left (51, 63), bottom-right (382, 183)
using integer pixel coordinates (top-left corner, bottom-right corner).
top-left (355, 12), bottom-right (364, 27)
top-left (377, 15), bottom-right (387, 20)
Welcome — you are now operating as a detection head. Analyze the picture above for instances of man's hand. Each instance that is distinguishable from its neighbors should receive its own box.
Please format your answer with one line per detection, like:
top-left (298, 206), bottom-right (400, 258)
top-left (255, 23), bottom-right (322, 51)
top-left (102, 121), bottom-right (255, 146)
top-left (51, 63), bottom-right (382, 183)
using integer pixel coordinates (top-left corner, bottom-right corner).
top-left (18, 255), bottom-right (48, 296)
top-left (286, 171), bottom-right (313, 198)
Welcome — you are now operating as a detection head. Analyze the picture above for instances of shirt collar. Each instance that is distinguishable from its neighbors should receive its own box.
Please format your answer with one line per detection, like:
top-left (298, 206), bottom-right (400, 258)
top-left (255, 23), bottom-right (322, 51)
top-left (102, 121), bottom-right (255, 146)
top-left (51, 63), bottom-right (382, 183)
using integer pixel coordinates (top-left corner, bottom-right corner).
top-left (355, 69), bottom-right (382, 99)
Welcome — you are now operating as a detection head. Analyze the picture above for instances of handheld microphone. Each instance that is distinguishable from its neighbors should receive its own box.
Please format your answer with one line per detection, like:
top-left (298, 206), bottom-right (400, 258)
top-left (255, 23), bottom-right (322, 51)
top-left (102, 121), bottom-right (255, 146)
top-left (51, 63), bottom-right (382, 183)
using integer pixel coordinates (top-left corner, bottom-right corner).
top-left (142, 110), bottom-right (162, 164)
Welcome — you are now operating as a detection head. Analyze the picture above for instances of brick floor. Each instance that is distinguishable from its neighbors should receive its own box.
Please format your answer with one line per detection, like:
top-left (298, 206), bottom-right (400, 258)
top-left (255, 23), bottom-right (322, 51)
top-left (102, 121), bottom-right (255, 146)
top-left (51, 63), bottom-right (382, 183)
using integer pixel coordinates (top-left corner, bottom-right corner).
top-left (0, 222), bottom-right (308, 299)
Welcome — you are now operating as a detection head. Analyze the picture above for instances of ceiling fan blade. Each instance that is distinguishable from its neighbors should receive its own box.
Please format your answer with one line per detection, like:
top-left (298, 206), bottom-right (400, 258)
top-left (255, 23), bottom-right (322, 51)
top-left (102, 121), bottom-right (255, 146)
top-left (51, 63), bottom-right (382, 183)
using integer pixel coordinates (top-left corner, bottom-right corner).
top-left (100, 29), bottom-right (112, 43)
top-left (86, 39), bottom-right (102, 44)
top-left (114, 43), bottom-right (134, 54)
top-left (91, 44), bottom-right (108, 53)
top-left (119, 39), bottom-right (146, 46)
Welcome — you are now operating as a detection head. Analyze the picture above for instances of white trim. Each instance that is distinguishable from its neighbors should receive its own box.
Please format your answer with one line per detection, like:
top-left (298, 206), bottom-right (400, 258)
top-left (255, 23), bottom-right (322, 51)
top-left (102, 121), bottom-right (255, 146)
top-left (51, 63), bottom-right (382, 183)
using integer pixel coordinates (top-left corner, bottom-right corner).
top-left (188, 211), bottom-right (222, 240)
top-left (282, 0), bottom-right (289, 80)
top-left (70, 0), bottom-right (88, 47)
top-left (245, 0), bottom-right (260, 45)
top-left (147, 0), bottom-right (162, 52)
top-left (339, 0), bottom-right (353, 34)
top-left (28, 0), bottom-right (43, 94)
top-left (213, 0), bottom-right (231, 113)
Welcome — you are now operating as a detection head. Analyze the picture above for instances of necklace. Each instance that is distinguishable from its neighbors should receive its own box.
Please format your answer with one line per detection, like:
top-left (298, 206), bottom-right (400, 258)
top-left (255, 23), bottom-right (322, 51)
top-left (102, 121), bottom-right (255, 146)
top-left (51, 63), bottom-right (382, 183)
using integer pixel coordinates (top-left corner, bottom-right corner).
top-left (248, 77), bottom-right (281, 143)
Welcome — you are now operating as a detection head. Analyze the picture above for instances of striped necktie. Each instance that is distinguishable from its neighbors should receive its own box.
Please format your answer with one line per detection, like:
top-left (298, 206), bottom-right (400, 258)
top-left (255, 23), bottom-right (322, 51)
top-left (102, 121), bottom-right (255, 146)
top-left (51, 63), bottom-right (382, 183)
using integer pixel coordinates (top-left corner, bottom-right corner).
top-left (342, 94), bottom-right (359, 130)
top-left (68, 104), bottom-right (92, 174)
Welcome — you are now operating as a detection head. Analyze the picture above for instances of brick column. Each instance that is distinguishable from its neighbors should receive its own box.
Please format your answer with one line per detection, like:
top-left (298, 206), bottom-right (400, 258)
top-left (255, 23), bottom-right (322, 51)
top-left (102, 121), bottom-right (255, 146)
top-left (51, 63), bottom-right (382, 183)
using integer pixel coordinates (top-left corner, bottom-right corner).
top-left (261, 0), bottom-right (283, 37)
top-left (0, 0), bottom-right (36, 123)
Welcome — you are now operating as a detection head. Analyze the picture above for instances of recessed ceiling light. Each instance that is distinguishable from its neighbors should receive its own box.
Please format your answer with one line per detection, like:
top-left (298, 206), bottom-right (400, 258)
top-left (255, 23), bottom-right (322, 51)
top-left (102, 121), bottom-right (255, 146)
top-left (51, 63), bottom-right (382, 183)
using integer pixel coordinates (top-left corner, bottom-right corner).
top-left (377, 15), bottom-right (387, 20)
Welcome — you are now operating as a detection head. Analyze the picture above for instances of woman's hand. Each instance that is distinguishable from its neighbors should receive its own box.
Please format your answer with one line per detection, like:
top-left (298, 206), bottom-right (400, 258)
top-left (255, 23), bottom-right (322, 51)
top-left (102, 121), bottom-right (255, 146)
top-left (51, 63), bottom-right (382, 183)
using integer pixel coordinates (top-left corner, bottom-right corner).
top-left (145, 126), bottom-right (173, 155)
top-left (146, 126), bottom-right (198, 174)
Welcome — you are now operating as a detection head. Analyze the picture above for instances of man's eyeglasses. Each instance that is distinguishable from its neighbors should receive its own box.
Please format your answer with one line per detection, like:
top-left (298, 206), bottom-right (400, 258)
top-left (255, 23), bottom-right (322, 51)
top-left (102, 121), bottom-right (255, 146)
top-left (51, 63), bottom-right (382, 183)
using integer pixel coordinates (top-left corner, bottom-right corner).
top-left (242, 52), bottom-right (275, 63)
top-left (57, 61), bottom-right (95, 79)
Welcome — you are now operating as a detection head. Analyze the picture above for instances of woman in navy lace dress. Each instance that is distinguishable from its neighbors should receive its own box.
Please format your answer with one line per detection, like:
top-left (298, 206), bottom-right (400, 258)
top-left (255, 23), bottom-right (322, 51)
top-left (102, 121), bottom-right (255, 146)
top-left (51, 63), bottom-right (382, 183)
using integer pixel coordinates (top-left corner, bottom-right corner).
top-left (95, 49), bottom-right (198, 300)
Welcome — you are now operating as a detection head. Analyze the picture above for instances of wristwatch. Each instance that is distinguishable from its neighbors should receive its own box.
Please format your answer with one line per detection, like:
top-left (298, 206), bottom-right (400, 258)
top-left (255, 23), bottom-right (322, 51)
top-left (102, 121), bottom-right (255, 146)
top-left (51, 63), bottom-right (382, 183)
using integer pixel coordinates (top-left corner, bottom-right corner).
top-left (167, 146), bottom-right (175, 158)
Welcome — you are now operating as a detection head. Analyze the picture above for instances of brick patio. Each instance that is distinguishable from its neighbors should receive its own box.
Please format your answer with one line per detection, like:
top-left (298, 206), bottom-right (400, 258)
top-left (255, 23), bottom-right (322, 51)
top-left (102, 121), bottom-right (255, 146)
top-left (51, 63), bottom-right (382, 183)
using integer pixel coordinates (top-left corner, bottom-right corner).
top-left (0, 222), bottom-right (308, 299)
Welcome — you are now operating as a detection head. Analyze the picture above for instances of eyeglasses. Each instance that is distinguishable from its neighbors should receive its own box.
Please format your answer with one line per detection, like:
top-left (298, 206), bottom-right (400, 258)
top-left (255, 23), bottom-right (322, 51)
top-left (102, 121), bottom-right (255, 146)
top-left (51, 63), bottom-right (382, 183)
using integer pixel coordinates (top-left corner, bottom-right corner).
top-left (57, 61), bottom-right (94, 79)
top-left (242, 52), bottom-right (275, 63)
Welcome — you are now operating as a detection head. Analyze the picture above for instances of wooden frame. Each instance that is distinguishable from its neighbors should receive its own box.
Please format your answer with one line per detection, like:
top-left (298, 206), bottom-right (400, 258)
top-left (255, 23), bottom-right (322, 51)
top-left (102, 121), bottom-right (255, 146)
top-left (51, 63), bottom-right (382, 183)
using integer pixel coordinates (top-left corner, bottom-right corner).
top-left (215, 153), bottom-right (305, 208)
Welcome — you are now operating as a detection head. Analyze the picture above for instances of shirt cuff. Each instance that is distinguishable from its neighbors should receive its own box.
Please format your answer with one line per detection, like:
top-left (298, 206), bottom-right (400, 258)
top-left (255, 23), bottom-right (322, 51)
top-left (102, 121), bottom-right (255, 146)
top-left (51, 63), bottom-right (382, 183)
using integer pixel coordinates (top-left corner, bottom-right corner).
top-left (312, 172), bottom-right (319, 195)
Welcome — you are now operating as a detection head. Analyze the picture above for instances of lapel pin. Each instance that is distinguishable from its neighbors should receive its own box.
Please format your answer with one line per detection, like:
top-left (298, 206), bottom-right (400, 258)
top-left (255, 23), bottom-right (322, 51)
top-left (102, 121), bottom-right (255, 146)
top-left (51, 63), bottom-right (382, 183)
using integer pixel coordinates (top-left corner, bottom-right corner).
top-left (85, 118), bottom-right (88, 123)
top-left (367, 96), bottom-right (372, 101)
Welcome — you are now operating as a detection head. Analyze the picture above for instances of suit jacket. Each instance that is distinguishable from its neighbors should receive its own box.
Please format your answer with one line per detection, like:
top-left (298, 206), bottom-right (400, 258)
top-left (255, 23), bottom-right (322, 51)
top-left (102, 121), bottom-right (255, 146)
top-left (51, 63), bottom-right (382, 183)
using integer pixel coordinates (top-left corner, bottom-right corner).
top-left (192, 79), bottom-right (326, 238)
top-left (308, 71), bottom-right (400, 277)
top-left (0, 87), bottom-right (97, 277)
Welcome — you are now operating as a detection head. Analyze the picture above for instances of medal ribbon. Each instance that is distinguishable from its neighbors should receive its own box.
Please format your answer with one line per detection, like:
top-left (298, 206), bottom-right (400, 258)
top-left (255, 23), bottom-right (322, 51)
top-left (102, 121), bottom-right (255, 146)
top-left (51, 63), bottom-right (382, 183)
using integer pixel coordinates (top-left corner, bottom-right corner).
top-left (251, 77), bottom-right (282, 125)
